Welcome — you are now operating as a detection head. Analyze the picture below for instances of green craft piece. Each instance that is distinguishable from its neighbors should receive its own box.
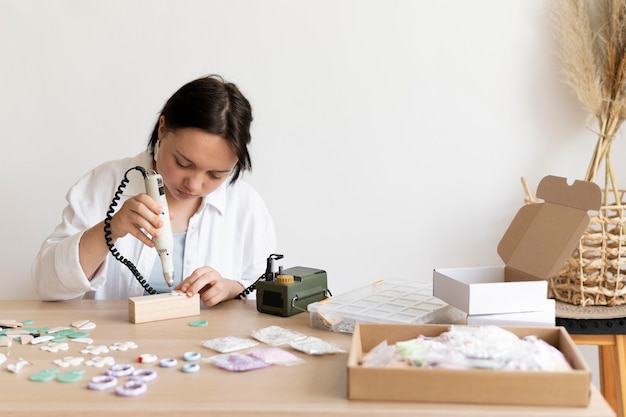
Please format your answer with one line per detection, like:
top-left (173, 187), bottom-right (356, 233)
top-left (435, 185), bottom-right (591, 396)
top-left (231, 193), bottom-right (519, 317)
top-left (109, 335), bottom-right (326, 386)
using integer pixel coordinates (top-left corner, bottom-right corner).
top-left (67, 331), bottom-right (89, 338)
top-left (29, 369), bottom-right (59, 382)
top-left (188, 320), bottom-right (208, 327)
top-left (51, 336), bottom-right (68, 343)
top-left (52, 329), bottom-right (75, 337)
top-left (21, 319), bottom-right (34, 325)
top-left (57, 369), bottom-right (85, 383)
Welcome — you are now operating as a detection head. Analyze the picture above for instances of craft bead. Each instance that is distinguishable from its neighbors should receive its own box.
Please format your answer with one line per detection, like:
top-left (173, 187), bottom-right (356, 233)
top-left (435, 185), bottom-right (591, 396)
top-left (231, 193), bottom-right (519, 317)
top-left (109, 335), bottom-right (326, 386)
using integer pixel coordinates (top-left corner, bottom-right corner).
top-left (181, 363), bottom-right (200, 373)
top-left (105, 364), bottom-right (135, 377)
top-left (116, 380), bottom-right (147, 397)
top-left (130, 368), bottom-right (157, 382)
top-left (183, 351), bottom-right (201, 362)
top-left (87, 375), bottom-right (118, 391)
top-left (138, 354), bottom-right (157, 364)
top-left (159, 358), bottom-right (178, 368)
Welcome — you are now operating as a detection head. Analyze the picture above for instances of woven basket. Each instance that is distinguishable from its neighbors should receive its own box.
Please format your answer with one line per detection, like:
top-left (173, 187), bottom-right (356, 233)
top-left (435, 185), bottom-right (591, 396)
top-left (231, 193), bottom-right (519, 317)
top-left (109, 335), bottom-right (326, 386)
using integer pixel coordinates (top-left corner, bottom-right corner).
top-left (550, 194), bottom-right (626, 306)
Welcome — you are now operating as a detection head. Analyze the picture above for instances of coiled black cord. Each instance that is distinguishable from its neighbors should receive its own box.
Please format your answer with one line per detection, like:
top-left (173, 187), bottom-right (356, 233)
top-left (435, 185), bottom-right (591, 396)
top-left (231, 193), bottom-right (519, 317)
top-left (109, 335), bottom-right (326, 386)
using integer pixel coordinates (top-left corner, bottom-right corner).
top-left (103, 166), bottom-right (159, 295)
top-left (235, 253), bottom-right (284, 299)
top-left (236, 278), bottom-right (260, 299)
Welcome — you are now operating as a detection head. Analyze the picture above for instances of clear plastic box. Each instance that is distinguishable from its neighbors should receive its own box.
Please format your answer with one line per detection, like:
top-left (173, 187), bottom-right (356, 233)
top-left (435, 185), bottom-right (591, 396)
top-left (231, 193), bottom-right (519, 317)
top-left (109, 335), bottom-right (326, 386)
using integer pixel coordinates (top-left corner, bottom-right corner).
top-left (307, 279), bottom-right (465, 333)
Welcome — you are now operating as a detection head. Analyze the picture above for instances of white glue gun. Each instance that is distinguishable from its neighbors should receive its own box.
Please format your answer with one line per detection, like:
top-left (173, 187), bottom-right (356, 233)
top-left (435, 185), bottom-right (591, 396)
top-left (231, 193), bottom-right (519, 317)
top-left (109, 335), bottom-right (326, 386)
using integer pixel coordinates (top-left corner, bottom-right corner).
top-left (144, 171), bottom-right (175, 287)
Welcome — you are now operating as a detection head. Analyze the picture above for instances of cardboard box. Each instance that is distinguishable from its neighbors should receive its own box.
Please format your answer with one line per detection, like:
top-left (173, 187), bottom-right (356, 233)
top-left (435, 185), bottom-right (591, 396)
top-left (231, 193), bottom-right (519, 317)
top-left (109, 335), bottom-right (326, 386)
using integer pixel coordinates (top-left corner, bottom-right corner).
top-left (347, 323), bottom-right (590, 406)
top-left (433, 267), bottom-right (548, 315)
top-left (466, 299), bottom-right (555, 327)
top-left (433, 176), bottom-right (601, 315)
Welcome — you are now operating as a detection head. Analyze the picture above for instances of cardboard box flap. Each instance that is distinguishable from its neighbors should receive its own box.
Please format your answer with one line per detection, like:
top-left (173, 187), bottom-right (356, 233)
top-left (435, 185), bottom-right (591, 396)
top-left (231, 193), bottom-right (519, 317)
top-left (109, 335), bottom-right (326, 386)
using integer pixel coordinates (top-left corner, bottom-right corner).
top-left (497, 176), bottom-right (601, 282)
top-left (536, 175), bottom-right (601, 211)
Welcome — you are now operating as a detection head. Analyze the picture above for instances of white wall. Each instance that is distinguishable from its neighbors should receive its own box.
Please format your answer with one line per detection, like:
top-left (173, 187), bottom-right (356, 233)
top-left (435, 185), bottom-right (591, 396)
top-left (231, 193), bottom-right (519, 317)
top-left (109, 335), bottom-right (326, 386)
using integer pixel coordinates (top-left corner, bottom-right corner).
top-left (1, 1), bottom-right (620, 301)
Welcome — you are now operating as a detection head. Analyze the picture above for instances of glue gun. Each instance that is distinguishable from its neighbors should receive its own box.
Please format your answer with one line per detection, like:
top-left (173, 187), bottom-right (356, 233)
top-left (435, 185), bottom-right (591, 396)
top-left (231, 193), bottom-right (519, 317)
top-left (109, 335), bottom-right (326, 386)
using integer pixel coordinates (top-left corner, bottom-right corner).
top-left (144, 171), bottom-right (175, 287)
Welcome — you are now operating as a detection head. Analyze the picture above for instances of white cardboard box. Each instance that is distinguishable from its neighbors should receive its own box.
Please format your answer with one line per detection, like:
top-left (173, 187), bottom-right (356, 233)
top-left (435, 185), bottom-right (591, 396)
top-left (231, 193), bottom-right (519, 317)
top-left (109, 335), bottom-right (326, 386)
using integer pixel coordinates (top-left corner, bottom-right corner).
top-left (433, 266), bottom-right (548, 315)
top-left (433, 176), bottom-right (601, 317)
top-left (466, 299), bottom-right (556, 326)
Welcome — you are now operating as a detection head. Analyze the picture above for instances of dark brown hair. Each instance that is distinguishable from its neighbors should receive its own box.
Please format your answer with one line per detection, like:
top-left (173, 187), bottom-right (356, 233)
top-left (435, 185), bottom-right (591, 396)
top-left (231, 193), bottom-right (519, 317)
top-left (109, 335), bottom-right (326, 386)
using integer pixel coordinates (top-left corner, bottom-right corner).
top-left (147, 75), bottom-right (253, 182)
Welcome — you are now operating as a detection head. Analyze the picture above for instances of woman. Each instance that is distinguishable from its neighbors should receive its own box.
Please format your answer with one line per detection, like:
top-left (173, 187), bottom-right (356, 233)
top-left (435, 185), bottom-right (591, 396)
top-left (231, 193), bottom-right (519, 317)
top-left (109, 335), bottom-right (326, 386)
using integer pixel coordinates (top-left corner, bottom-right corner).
top-left (32, 75), bottom-right (276, 306)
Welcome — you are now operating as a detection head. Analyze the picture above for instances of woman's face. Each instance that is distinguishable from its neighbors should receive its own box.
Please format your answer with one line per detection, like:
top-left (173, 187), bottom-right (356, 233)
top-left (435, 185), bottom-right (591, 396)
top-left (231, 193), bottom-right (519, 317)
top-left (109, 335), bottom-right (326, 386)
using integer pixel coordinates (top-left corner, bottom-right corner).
top-left (155, 119), bottom-right (238, 202)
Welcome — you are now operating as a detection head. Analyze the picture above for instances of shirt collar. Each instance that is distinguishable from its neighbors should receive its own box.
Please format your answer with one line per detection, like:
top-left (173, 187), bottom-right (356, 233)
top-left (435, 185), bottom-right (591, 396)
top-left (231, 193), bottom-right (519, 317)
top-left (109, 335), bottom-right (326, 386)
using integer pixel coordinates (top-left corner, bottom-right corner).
top-left (200, 179), bottom-right (228, 215)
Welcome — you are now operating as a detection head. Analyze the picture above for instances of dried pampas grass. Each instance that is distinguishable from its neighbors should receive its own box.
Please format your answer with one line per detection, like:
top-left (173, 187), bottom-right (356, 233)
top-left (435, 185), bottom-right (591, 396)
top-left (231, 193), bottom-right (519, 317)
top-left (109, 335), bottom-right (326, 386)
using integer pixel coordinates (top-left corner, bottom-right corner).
top-left (553, 0), bottom-right (626, 202)
top-left (551, 1), bottom-right (626, 306)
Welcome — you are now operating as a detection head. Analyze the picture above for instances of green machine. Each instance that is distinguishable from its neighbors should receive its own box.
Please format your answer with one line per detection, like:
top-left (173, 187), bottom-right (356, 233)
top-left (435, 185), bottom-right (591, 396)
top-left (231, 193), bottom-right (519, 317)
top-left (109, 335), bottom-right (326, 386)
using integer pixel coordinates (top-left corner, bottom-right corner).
top-left (256, 265), bottom-right (330, 317)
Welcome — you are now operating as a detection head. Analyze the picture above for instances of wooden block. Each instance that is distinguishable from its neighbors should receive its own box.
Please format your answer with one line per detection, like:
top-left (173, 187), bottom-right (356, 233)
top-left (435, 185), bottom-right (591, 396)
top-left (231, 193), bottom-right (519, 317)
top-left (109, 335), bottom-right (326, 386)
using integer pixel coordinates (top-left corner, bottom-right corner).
top-left (128, 292), bottom-right (200, 324)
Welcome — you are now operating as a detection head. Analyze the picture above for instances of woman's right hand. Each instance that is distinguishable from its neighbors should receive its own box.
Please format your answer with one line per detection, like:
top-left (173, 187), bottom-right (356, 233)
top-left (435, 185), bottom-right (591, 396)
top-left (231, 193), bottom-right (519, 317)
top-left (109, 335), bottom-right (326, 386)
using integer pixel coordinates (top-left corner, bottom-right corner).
top-left (107, 193), bottom-right (165, 247)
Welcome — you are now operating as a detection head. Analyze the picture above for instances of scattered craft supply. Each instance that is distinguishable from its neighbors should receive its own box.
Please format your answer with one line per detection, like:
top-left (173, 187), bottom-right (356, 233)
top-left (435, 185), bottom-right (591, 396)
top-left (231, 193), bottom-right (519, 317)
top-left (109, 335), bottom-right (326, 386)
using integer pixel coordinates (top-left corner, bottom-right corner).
top-left (188, 319), bottom-right (208, 327)
top-left (31, 335), bottom-right (55, 345)
top-left (57, 369), bottom-right (86, 383)
top-left (208, 353), bottom-right (270, 372)
top-left (0, 320), bottom-right (22, 328)
top-left (138, 354), bottom-right (157, 364)
top-left (105, 364), bottom-right (135, 377)
top-left (81, 345), bottom-right (109, 355)
top-left (247, 347), bottom-right (305, 366)
top-left (85, 356), bottom-right (115, 368)
top-left (109, 341), bottom-right (138, 351)
top-left (87, 375), bottom-right (118, 391)
top-left (70, 337), bottom-right (93, 344)
top-left (29, 368), bottom-right (59, 382)
top-left (47, 326), bottom-right (71, 334)
top-left (116, 380), bottom-right (147, 397)
top-left (201, 336), bottom-right (259, 353)
top-left (53, 356), bottom-right (85, 368)
top-left (40, 342), bottom-right (69, 353)
top-left (159, 358), bottom-right (178, 368)
top-left (130, 368), bottom-right (157, 382)
top-left (250, 325), bottom-right (307, 346)
top-left (7, 358), bottom-right (30, 373)
top-left (288, 336), bottom-right (346, 355)
top-left (181, 362), bottom-right (200, 373)
top-left (183, 351), bottom-right (201, 362)
top-left (71, 320), bottom-right (96, 330)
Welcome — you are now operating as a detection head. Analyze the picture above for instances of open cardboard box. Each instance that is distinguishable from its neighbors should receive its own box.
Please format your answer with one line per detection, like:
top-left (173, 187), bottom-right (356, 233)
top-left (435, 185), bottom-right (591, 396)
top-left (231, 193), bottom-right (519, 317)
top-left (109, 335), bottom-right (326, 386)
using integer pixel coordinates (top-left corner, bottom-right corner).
top-left (433, 176), bottom-right (601, 315)
top-left (347, 323), bottom-right (591, 406)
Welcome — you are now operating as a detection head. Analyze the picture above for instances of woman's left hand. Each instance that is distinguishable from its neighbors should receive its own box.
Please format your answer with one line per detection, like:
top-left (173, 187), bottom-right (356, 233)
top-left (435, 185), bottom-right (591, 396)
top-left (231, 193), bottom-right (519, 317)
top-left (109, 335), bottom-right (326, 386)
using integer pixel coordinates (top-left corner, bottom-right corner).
top-left (175, 267), bottom-right (243, 307)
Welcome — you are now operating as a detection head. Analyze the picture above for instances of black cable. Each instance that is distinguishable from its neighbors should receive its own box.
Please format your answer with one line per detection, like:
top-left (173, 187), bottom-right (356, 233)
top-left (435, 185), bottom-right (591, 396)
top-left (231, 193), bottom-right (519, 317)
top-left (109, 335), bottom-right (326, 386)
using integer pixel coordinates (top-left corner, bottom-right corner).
top-left (236, 277), bottom-right (261, 299)
top-left (103, 166), bottom-right (159, 295)
top-left (235, 253), bottom-right (284, 299)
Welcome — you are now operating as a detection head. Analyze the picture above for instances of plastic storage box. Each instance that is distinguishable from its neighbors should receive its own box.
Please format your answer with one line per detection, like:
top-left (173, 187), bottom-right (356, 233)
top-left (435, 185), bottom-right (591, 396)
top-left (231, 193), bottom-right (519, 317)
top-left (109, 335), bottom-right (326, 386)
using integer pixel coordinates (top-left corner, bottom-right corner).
top-left (307, 279), bottom-right (465, 333)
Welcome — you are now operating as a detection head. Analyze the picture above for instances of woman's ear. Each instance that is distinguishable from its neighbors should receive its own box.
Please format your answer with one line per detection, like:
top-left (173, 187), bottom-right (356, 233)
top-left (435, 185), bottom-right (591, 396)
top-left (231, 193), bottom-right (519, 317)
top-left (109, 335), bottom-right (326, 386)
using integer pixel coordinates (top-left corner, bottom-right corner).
top-left (158, 115), bottom-right (166, 137)
top-left (154, 140), bottom-right (160, 159)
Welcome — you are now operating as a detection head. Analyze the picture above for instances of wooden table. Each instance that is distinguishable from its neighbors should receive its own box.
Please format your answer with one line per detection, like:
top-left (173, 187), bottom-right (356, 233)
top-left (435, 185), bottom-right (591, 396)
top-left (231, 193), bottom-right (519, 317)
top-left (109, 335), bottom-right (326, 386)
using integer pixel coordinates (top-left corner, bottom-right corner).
top-left (0, 299), bottom-right (615, 417)
top-left (569, 334), bottom-right (626, 417)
